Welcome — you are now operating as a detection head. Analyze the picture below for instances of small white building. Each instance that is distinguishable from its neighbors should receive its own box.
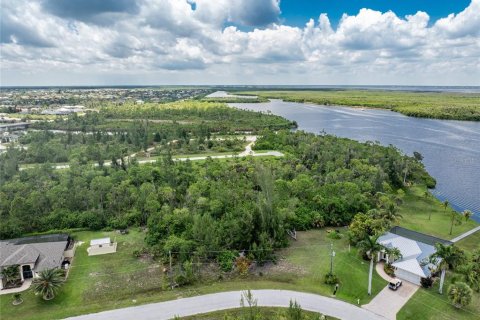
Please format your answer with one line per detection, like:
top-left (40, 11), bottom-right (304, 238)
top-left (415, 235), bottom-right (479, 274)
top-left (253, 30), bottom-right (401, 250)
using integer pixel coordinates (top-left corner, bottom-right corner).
top-left (87, 237), bottom-right (117, 256)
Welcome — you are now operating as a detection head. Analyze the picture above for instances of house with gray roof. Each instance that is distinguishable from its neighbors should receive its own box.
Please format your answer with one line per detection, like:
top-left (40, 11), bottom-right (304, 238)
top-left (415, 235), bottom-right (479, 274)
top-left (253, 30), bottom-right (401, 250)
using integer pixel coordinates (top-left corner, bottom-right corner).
top-left (0, 234), bottom-right (72, 290)
top-left (376, 226), bottom-right (452, 285)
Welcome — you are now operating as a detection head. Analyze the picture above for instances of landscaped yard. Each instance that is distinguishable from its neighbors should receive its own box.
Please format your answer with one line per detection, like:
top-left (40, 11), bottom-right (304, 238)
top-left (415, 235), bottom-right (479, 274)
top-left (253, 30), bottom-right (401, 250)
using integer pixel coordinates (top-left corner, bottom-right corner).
top-left (396, 185), bottom-right (480, 320)
top-left (0, 229), bottom-right (384, 320)
top-left (397, 276), bottom-right (480, 320)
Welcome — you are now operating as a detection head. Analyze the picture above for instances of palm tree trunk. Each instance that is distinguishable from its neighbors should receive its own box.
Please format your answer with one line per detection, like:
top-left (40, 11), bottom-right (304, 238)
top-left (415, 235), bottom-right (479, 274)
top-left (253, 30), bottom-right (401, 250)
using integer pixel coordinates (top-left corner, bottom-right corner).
top-left (439, 268), bottom-right (446, 294)
top-left (368, 258), bottom-right (373, 295)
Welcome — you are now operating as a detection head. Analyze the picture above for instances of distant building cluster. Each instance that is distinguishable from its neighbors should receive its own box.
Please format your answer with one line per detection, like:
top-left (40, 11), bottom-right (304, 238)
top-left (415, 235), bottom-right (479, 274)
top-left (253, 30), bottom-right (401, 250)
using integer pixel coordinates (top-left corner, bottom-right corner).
top-left (0, 87), bottom-right (213, 108)
top-left (41, 105), bottom-right (85, 115)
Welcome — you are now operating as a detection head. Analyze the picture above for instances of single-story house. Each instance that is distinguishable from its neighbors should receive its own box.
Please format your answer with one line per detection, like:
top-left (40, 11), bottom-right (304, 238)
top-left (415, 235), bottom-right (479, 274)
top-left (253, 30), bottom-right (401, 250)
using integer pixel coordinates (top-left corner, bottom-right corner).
top-left (0, 234), bottom-right (73, 289)
top-left (377, 226), bottom-right (452, 285)
top-left (87, 237), bottom-right (117, 256)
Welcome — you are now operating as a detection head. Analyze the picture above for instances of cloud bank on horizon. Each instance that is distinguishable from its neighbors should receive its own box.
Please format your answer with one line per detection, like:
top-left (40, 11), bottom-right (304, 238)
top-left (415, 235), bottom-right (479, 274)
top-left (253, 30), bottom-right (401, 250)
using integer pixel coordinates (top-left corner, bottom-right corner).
top-left (0, 0), bottom-right (479, 86)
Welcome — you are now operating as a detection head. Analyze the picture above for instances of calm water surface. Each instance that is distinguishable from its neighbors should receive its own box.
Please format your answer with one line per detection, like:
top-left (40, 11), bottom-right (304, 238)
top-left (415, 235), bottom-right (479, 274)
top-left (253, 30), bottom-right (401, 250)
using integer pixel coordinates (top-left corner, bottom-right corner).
top-left (230, 99), bottom-right (480, 222)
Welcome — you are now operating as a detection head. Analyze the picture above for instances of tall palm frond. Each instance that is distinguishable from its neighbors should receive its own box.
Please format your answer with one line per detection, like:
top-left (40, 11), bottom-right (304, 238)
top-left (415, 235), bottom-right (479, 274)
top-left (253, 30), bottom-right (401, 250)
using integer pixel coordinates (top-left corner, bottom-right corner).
top-left (32, 268), bottom-right (65, 300)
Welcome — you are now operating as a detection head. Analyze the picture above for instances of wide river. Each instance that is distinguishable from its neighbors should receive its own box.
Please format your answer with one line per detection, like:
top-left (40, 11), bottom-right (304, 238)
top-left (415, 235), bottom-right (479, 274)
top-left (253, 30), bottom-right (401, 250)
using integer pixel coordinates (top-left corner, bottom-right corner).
top-left (229, 99), bottom-right (480, 222)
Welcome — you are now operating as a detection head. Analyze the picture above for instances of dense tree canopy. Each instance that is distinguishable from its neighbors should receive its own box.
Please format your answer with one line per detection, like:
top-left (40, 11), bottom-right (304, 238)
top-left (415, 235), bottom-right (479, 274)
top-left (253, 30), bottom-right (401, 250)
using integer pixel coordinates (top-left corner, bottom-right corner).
top-left (0, 129), bottom-right (433, 265)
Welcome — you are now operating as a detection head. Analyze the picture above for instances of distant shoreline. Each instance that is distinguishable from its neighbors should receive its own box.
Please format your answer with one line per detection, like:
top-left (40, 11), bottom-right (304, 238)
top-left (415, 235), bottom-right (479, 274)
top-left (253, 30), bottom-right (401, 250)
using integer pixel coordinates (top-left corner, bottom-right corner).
top-left (2, 85), bottom-right (480, 94)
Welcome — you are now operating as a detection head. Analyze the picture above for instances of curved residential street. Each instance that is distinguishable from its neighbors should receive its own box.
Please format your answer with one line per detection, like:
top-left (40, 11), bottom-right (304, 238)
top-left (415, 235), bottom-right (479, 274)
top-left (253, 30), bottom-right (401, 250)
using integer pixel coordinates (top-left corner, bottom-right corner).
top-left (65, 290), bottom-right (386, 320)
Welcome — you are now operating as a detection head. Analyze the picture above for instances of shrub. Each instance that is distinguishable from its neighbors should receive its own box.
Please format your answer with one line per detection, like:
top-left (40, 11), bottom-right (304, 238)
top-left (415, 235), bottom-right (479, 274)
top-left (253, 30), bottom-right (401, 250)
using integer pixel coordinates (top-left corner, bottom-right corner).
top-left (235, 256), bottom-right (251, 276)
top-left (384, 263), bottom-right (395, 277)
top-left (448, 282), bottom-right (473, 308)
top-left (420, 277), bottom-right (434, 288)
top-left (324, 273), bottom-right (339, 285)
top-left (217, 250), bottom-right (238, 272)
top-left (327, 230), bottom-right (342, 240)
top-left (174, 260), bottom-right (195, 286)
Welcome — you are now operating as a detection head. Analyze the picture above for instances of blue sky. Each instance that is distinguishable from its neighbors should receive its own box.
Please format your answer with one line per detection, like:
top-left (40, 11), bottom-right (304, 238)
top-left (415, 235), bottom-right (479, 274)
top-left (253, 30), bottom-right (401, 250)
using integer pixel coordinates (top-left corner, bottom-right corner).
top-left (280, 0), bottom-right (472, 26)
top-left (1, 0), bottom-right (479, 86)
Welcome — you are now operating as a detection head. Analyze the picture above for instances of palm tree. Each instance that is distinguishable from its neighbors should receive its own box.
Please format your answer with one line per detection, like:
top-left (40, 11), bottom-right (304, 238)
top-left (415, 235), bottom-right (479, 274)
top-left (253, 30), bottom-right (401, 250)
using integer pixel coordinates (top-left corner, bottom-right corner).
top-left (386, 247), bottom-right (403, 262)
top-left (443, 200), bottom-right (449, 211)
top-left (429, 243), bottom-right (465, 294)
top-left (0, 265), bottom-right (20, 287)
top-left (459, 262), bottom-right (480, 292)
top-left (32, 268), bottom-right (65, 300)
top-left (381, 203), bottom-right (402, 223)
top-left (449, 211), bottom-right (462, 235)
top-left (358, 234), bottom-right (385, 295)
top-left (462, 210), bottom-right (472, 221)
top-left (423, 191), bottom-right (433, 220)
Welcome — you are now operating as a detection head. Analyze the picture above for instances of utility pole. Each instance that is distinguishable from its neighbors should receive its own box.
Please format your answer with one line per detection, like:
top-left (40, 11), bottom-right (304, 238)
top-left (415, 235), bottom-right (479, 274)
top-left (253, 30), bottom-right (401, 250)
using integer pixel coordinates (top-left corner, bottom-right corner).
top-left (169, 250), bottom-right (173, 288)
top-left (330, 243), bottom-right (336, 274)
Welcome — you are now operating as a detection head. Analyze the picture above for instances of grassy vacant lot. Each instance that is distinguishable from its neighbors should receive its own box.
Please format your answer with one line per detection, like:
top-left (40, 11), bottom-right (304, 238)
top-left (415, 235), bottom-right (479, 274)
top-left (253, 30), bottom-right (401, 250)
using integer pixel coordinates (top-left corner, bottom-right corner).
top-left (0, 229), bottom-right (384, 320)
top-left (237, 90), bottom-right (480, 121)
top-left (398, 185), bottom-right (478, 241)
top-left (181, 307), bottom-right (335, 319)
top-left (456, 230), bottom-right (480, 252)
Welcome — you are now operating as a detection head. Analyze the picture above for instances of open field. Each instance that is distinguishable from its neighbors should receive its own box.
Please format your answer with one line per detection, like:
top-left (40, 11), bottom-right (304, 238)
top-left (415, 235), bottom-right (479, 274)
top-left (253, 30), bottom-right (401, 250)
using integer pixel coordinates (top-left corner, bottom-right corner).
top-left (0, 229), bottom-right (385, 320)
top-left (237, 90), bottom-right (480, 121)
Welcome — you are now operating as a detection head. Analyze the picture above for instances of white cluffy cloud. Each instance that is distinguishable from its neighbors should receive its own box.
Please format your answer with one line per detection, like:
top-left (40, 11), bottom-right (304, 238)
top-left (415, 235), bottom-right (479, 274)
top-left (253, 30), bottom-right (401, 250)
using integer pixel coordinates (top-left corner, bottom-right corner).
top-left (0, 0), bottom-right (479, 85)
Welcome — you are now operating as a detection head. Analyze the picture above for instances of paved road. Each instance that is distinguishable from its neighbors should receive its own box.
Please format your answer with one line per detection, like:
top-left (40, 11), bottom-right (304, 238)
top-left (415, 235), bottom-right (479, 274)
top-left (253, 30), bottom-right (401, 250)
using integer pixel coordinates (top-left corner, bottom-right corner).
top-left (66, 290), bottom-right (386, 320)
top-left (451, 226), bottom-right (480, 243)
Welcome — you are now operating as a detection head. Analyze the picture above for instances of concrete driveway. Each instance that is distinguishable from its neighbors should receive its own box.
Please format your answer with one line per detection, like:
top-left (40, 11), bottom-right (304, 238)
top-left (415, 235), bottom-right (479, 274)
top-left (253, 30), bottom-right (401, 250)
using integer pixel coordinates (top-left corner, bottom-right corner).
top-left (363, 263), bottom-right (419, 320)
top-left (66, 290), bottom-right (386, 320)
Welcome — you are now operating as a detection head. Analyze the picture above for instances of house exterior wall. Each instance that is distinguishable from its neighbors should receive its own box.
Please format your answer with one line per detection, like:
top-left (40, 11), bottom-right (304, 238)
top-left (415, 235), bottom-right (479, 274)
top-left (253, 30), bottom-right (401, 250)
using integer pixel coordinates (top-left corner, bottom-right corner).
top-left (64, 244), bottom-right (76, 258)
top-left (395, 268), bottom-right (421, 285)
top-left (87, 242), bottom-right (117, 256)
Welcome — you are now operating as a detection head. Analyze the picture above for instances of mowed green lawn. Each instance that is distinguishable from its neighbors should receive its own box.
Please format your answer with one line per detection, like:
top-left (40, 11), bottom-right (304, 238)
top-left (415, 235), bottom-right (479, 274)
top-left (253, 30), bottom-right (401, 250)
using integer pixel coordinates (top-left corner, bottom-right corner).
top-left (456, 230), bottom-right (480, 252)
top-left (397, 276), bottom-right (480, 320)
top-left (398, 185), bottom-right (478, 241)
top-left (0, 229), bottom-right (384, 320)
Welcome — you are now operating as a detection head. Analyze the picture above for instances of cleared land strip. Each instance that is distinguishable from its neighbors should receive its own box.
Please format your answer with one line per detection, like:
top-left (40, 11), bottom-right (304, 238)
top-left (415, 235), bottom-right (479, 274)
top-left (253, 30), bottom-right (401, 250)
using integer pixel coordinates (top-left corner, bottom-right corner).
top-left (65, 290), bottom-right (386, 320)
top-left (450, 225), bottom-right (480, 243)
top-left (19, 136), bottom-right (284, 170)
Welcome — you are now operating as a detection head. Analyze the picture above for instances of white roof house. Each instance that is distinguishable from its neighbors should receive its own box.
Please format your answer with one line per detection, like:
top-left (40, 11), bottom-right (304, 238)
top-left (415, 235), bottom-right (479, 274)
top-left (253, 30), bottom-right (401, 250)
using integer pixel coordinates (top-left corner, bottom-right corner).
top-left (377, 226), bottom-right (452, 285)
top-left (379, 236), bottom-right (422, 260)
